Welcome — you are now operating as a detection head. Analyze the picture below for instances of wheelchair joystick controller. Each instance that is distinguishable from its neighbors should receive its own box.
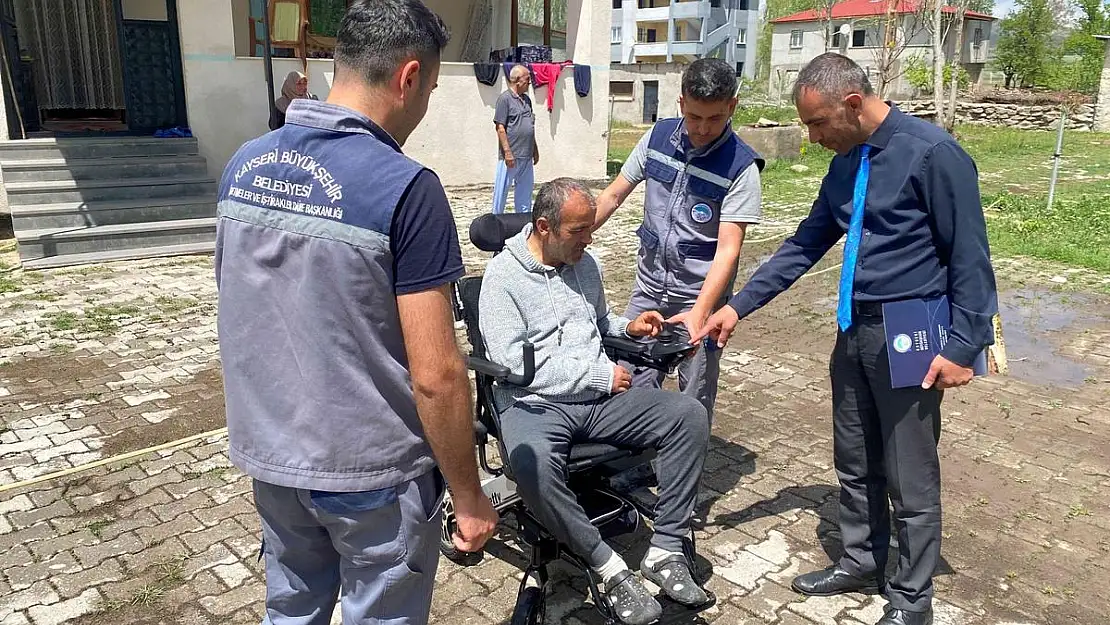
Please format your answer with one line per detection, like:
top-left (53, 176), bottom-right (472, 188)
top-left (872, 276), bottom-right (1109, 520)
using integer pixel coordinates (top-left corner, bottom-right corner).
top-left (656, 323), bottom-right (677, 344)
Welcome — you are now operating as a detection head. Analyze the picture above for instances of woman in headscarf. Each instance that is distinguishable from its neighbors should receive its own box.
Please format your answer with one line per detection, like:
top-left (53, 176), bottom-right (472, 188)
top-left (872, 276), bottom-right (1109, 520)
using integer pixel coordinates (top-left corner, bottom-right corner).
top-left (269, 71), bottom-right (318, 130)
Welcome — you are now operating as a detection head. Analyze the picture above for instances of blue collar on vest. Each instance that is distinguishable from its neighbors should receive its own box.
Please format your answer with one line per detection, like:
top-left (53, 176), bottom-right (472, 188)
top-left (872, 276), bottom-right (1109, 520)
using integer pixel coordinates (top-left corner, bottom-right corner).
top-left (284, 99), bottom-right (402, 153)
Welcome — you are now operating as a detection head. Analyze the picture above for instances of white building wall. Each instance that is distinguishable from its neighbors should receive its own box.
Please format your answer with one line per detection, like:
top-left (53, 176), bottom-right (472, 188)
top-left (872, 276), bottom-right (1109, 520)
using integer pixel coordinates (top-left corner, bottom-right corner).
top-left (769, 15), bottom-right (996, 100)
top-left (175, 0), bottom-right (610, 186)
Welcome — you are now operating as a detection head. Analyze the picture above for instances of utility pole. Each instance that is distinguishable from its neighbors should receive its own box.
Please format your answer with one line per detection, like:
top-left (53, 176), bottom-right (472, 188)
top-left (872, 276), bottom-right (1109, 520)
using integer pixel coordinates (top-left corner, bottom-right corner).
top-left (262, 0), bottom-right (277, 125)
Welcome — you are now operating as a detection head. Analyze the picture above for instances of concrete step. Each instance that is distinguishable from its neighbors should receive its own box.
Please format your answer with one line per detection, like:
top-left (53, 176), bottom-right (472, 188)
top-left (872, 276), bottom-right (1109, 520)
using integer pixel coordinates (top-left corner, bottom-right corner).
top-left (4, 176), bottom-right (217, 205)
top-left (0, 137), bottom-right (199, 161)
top-left (21, 240), bottom-right (215, 270)
top-left (0, 155), bottom-right (209, 183)
top-left (9, 195), bottom-right (217, 230)
top-left (17, 217), bottom-right (217, 262)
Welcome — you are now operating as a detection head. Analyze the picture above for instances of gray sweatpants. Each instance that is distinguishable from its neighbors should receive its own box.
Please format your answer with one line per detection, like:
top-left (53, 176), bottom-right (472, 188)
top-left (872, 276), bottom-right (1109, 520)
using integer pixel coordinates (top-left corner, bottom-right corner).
top-left (623, 287), bottom-right (726, 425)
top-left (252, 471), bottom-right (444, 625)
top-left (498, 388), bottom-right (708, 566)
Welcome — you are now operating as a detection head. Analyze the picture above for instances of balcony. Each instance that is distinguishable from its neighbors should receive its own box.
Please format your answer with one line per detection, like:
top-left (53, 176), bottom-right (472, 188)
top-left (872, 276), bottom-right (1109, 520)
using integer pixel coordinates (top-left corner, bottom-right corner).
top-left (634, 41), bottom-right (669, 56)
top-left (669, 40), bottom-right (703, 56)
top-left (670, 2), bottom-right (708, 19)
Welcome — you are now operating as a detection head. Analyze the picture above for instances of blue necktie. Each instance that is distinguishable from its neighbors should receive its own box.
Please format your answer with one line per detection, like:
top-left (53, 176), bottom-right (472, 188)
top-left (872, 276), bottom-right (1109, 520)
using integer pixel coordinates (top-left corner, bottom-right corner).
top-left (837, 144), bottom-right (872, 332)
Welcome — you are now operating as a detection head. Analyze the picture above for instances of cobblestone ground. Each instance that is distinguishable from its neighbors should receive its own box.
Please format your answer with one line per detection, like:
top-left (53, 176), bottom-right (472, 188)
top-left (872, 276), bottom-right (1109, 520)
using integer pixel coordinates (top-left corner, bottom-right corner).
top-left (1, 186), bottom-right (1109, 625)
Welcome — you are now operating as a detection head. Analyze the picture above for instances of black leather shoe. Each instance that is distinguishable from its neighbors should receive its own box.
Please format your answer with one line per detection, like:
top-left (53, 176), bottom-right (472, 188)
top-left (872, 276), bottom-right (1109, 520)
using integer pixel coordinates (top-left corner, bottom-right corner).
top-left (791, 565), bottom-right (880, 597)
top-left (876, 607), bottom-right (932, 625)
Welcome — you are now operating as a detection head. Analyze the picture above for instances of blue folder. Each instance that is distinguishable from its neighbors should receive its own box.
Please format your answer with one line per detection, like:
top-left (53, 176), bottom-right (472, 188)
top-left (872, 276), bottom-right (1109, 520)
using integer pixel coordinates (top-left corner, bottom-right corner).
top-left (882, 295), bottom-right (988, 389)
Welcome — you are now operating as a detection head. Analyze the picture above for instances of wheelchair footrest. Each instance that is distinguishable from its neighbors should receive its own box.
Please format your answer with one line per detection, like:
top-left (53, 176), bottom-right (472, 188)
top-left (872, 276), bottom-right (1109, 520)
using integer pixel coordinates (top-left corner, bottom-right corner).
top-left (576, 488), bottom-right (640, 540)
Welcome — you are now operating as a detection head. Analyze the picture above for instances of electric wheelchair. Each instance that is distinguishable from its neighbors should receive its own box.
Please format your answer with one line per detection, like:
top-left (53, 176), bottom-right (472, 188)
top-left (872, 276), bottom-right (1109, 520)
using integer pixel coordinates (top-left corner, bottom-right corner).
top-left (439, 213), bottom-right (716, 625)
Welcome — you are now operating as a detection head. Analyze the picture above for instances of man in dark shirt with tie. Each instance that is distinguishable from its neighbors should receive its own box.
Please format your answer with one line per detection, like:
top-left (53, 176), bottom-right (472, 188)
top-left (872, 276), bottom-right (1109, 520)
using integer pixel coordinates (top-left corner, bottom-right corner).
top-left (694, 54), bottom-right (997, 625)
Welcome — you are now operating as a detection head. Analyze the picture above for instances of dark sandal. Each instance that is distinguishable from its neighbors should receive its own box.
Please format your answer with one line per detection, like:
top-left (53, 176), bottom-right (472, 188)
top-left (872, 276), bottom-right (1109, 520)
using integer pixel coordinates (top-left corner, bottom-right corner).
top-left (640, 554), bottom-right (709, 607)
top-left (604, 570), bottom-right (663, 625)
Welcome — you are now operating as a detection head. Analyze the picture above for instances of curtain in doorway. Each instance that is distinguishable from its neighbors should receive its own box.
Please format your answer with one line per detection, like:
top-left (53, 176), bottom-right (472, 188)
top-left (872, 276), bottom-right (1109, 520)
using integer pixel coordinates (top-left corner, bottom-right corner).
top-left (14, 0), bottom-right (125, 110)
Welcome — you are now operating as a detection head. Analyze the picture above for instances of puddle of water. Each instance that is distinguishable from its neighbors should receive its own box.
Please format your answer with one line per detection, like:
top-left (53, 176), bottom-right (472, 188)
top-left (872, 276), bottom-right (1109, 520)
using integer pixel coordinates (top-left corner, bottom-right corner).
top-left (805, 289), bottom-right (1095, 387)
top-left (998, 289), bottom-right (1093, 387)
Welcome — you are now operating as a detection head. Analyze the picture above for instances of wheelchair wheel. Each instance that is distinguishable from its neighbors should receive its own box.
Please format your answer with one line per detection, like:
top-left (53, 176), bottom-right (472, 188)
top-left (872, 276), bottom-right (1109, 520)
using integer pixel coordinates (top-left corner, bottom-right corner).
top-left (510, 586), bottom-right (545, 625)
top-left (440, 537), bottom-right (484, 566)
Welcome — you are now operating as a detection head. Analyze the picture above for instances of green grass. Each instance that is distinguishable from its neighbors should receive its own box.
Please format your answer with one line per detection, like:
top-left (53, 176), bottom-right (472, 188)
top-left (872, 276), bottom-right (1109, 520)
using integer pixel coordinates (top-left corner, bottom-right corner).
top-left (985, 193), bottom-right (1110, 271)
top-left (606, 122), bottom-right (1110, 273)
top-left (732, 104), bottom-right (798, 126)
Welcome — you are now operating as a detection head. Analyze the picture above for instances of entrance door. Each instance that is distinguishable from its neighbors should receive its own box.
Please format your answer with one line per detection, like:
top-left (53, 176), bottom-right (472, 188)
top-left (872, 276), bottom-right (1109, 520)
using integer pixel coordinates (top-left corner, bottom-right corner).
top-left (643, 80), bottom-right (659, 124)
top-left (117, 0), bottom-right (188, 132)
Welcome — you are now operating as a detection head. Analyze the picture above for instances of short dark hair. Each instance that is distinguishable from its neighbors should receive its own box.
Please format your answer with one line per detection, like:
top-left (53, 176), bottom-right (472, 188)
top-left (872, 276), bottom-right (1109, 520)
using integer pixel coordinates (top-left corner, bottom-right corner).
top-left (791, 52), bottom-right (874, 103)
top-left (334, 0), bottom-right (450, 86)
top-left (681, 58), bottom-right (738, 102)
top-left (532, 178), bottom-right (595, 232)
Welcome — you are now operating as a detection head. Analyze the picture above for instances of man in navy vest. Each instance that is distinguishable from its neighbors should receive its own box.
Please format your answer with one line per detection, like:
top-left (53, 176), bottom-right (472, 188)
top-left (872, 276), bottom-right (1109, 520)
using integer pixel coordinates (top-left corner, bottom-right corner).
top-left (695, 54), bottom-right (998, 625)
top-left (595, 58), bottom-right (764, 427)
top-left (215, 1), bottom-right (498, 623)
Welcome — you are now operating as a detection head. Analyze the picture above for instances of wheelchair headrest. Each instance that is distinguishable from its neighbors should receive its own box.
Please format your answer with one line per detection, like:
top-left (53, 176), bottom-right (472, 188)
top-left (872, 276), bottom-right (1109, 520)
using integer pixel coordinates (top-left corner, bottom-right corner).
top-left (469, 213), bottom-right (532, 253)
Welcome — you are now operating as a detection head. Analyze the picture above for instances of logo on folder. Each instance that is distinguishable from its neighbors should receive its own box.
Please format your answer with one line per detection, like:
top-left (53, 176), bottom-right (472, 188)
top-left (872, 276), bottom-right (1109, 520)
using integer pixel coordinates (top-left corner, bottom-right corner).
top-left (892, 333), bottom-right (912, 354)
top-left (883, 295), bottom-right (988, 388)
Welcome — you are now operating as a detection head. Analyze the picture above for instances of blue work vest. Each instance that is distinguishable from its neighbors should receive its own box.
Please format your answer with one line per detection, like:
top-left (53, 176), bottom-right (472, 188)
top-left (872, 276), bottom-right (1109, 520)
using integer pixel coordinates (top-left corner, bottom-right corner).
top-left (636, 118), bottom-right (763, 304)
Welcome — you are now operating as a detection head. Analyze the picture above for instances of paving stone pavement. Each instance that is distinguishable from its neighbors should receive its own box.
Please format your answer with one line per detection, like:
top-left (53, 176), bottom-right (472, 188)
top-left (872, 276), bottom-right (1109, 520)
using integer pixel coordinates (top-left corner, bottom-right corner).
top-left (1, 186), bottom-right (1109, 625)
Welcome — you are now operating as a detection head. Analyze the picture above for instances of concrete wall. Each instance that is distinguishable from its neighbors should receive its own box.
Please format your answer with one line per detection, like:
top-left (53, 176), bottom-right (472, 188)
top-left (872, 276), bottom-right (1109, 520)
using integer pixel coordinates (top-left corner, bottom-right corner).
top-left (1097, 38), bottom-right (1110, 133)
top-left (608, 63), bottom-right (683, 125)
top-left (176, 0), bottom-right (610, 186)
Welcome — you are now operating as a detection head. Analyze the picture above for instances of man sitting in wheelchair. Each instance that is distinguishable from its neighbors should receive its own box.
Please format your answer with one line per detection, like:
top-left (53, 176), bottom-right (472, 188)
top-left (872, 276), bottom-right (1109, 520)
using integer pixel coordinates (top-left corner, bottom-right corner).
top-left (479, 178), bottom-right (710, 625)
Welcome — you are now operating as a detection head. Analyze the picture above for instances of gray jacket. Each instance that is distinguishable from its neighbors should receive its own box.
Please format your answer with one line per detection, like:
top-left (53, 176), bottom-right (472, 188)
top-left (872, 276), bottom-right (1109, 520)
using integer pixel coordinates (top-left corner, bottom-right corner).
top-left (478, 224), bottom-right (631, 407)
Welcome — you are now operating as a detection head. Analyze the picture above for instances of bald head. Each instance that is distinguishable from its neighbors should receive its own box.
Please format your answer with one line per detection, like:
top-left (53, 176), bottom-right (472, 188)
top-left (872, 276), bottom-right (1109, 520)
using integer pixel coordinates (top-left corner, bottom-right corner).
top-left (508, 64), bottom-right (530, 94)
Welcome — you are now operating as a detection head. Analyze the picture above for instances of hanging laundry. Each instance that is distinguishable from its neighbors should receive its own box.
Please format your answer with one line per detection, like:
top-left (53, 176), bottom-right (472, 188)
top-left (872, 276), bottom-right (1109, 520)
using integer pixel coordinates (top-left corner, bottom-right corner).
top-left (573, 65), bottom-right (591, 98)
top-left (473, 63), bottom-right (500, 86)
top-left (530, 62), bottom-right (572, 111)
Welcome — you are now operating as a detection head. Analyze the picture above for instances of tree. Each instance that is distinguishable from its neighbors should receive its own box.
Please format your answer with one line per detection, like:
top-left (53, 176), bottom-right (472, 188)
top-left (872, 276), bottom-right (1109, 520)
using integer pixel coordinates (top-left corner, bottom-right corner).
top-left (1047, 0), bottom-right (1108, 93)
top-left (858, 1), bottom-right (930, 98)
top-left (943, 0), bottom-right (969, 131)
top-left (994, 0), bottom-right (1057, 88)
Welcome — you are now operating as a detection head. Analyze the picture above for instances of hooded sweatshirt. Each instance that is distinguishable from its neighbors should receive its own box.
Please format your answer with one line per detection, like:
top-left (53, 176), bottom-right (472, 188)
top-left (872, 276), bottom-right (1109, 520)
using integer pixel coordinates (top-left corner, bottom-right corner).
top-left (478, 223), bottom-right (632, 408)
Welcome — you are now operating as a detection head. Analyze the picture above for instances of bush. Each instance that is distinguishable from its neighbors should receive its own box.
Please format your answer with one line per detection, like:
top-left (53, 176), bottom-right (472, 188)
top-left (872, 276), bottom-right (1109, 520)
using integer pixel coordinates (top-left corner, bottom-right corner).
top-left (904, 56), bottom-right (970, 95)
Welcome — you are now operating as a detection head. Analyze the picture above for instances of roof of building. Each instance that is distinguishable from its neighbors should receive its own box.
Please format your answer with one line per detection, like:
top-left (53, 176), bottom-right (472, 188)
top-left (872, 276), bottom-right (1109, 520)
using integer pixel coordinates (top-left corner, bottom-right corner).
top-left (771, 0), bottom-right (993, 24)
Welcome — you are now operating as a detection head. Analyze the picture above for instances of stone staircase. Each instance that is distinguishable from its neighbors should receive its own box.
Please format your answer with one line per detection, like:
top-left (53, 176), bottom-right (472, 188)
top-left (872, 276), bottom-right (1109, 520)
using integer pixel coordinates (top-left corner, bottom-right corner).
top-left (1, 137), bottom-right (218, 269)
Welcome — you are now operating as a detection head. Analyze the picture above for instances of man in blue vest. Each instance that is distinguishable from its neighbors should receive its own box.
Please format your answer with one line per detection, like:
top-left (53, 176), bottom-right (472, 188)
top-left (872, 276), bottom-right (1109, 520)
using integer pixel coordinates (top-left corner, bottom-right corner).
top-left (215, 2), bottom-right (498, 623)
top-left (595, 58), bottom-right (764, 427)
top-left (695, 54), bottom-right (998, 625)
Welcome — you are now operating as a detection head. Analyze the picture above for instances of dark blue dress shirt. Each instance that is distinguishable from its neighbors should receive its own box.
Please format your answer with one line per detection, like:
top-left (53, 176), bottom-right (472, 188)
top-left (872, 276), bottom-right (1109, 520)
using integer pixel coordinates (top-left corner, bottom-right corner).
top-left (729, 105), bottom-right (998, 367)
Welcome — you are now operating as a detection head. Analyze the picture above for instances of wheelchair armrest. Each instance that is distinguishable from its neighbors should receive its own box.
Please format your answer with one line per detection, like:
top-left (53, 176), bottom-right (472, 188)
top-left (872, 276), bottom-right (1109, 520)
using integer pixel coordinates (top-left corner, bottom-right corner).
top-left (467, 356), bottom-right (510, 379)
top-left (465, 342), bottom-right (535, 387)
top-left (602, 335), bottom-right (649, 359)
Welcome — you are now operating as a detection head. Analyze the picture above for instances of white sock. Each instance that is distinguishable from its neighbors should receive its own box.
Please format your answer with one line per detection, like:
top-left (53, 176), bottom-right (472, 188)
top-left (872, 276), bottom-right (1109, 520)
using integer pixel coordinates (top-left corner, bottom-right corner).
top-left (643, 546), bottom-right (683, 570)
top-left (593, 550), bottom-right (629, 584)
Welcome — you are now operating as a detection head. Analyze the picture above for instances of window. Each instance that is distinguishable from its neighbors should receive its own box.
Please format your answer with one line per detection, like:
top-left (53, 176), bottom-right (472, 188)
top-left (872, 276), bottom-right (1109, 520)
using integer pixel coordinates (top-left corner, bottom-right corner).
top-left (613, 0), bottom-right (622, 7)
top-left (831, 31), bottom-right (842, 48)
top-left (647, 29), bottom-right (658, 43)
top-left (238, 0), bottom-right (350, 59)
top-left (611, 26), bottom-right (622, 43)
top-left (852, 29), bottom-right (866, 47)
top-left (736, 61), bottom-right (745, 76)
top-left (737, 28), bottom-right (747, 44)
top-left (973, 27), bottom-right (984, 46)
top-left (610, 81), bottom-right (634, 99)
top-left (789, 29), bottom-right (803, 49)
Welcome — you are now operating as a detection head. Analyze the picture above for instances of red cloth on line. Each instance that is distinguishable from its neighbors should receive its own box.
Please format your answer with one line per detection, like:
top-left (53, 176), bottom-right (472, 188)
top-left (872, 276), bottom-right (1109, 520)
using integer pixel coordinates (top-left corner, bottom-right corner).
top-left (530, 62), bottom-right (572, 111)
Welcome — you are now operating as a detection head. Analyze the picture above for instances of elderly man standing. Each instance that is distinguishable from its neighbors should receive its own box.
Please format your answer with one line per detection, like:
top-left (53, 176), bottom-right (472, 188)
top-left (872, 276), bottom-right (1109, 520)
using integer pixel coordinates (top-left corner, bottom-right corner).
top-left (215, 1), bottom-right (497, 623)
top-left (695, 53), bottom-right (998, 625)
top-left (492, 64), bottom-right (538, 214)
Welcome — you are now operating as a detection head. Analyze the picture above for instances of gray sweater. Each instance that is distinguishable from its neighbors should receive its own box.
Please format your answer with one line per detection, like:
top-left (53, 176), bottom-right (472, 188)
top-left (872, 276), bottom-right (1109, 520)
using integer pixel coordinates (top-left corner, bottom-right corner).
top-left (478, 224), bottom-right (632, 407)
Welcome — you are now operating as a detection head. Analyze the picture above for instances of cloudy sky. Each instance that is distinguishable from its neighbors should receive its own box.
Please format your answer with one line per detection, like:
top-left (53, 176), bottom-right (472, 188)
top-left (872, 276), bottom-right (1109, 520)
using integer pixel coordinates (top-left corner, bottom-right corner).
top-left (994, 0), bottom-right (1017, 16)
